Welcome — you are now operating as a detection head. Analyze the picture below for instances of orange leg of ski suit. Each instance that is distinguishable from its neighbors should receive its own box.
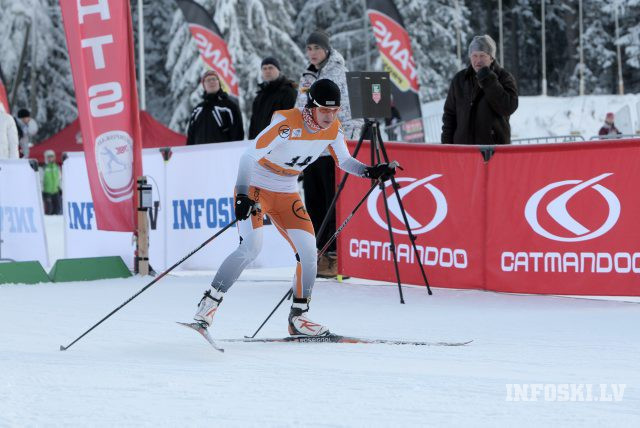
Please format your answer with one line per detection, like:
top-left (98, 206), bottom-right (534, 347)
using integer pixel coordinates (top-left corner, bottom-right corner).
top-left (211, 186), bottom-right (317, 299)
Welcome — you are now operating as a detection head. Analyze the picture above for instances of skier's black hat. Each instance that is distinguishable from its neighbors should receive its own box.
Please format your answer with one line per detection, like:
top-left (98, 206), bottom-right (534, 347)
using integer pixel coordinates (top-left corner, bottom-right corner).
top-left (306, 79), bottom-right (341, 108)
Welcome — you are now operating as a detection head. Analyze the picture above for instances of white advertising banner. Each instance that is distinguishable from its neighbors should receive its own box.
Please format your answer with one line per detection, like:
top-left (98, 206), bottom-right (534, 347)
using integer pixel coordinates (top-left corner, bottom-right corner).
top-left (63, 149), bottom-right (166, 269)
top-left (0, 159), bottom-right (49, 266)
top-left (63, 143), bottom-right (295, 271)
top-left (164, 143), bottom-right (295, 270)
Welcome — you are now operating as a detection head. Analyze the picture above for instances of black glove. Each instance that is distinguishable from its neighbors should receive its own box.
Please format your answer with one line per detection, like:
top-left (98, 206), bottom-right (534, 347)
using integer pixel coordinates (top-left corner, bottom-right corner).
top-left (364, 163), bottom-right (397, 182)
top-left (235, 194), bottom-right (256, 220)
top-left (476, 66), bottom-right (491, 80)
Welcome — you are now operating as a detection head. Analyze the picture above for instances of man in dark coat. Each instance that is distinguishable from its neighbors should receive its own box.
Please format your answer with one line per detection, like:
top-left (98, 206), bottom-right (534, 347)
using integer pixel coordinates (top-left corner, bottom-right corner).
top-left (248, 57), bottom-right (297, 139)
top-left (441, 35), bottom-right (518, 145)
top-left (186, 70), bottom-right (244, 145)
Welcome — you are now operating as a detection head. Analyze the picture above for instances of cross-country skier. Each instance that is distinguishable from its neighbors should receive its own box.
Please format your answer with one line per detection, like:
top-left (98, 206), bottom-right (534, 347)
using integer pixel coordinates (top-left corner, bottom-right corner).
top-left (192, 79), bottom-right (397, 337)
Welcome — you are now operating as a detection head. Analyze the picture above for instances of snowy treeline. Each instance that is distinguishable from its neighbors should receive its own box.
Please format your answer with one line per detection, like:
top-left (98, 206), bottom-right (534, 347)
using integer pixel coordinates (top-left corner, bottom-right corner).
top-left (0, 0), bottom-right (638, 140)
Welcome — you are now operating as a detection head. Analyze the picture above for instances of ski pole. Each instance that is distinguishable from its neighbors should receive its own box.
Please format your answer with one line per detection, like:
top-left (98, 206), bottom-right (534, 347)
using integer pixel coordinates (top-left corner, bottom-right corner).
top-left (246, 177), bottom-right (385, 338)
top-left (60, 216), bottom-right (244, 351)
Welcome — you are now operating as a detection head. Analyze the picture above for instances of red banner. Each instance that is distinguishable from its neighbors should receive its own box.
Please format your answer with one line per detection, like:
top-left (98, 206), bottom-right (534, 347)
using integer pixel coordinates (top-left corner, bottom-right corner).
top-left (176, 0), bottom-right (239, 98)
top-left (487, 142), bottom-right (640, 296)
top-left (60, 0), bottom-right (143, 231)
top-left (337, 139), bottom-right (640, 296)
top-left (337, 142), bottom-right (485, 289)
top-left (366, 0), bottom-right (424, 142)
top-left (367, 10), bottom-right (419, 94)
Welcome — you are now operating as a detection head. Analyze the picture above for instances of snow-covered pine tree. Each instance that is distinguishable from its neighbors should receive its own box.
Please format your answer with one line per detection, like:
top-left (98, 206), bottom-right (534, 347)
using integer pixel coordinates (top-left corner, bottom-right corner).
top-left (131, 0), bottom-right (176, 125)
top-left (572, 0), bottom-right (617, 94)
top-left (42, 0), bottom-right (76, 136)
top-left (396, 0), bottom-right (472, 101)
top-left (165, 0), bottom-right (302, 134)
top-left (616, 0), bottom-right (640, 93)
top-left (215, 0), bottom-right (304, 124)
top-left (292, 0), bottom-right (376, 73)
top-left (544, 0), bottom-right (578, 95)
top-left (0, 0), bottom-right (76, 139)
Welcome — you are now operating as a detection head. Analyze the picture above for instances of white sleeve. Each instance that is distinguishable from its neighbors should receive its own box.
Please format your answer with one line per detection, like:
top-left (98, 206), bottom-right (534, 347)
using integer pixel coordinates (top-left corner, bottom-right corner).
top-left (27, 119), bottom-right (39, 136)
top-left (235, 113), bottom-right (289, 194)
top-left (7, 117), bottom-right (19, 159)
top-left (235, 150), bottom-right (257, 195)
top-left (245, 113), bottom-right (288, 161)
top-left (328, 129), bottom-right (367, 177)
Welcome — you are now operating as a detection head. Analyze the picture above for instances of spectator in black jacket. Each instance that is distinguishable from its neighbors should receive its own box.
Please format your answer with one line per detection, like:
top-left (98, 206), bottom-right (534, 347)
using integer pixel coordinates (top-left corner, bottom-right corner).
top-left (441, 35), bottom-right (518, 145)
top-left (248, 57), bottom-right (297, 139)
top-left (186, 70), bottom-right (244, 145)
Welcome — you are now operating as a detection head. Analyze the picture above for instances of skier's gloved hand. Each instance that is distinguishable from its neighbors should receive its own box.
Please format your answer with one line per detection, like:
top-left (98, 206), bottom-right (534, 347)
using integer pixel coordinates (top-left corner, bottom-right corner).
top-left (364, 162), bottom-right (397, 182)
top-left (235, 194), bottom-right (256, 220)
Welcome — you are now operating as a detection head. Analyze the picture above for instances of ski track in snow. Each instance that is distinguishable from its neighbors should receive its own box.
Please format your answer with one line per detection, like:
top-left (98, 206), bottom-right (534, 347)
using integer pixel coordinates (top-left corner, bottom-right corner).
top-left (1, 275), bottom-right (639, 427)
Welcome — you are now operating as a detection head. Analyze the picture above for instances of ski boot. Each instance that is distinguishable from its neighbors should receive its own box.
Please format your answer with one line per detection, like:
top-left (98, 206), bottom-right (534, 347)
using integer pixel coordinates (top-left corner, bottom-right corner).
top-left (288, 297), bottom-right (330, 336)
top-left (194, 289), bottom-right (224, 329)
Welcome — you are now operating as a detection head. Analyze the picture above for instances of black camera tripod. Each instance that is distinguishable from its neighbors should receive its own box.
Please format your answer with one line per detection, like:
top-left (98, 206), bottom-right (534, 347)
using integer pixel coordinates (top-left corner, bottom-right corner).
top-left (314, 119), bottom-right (432, 303)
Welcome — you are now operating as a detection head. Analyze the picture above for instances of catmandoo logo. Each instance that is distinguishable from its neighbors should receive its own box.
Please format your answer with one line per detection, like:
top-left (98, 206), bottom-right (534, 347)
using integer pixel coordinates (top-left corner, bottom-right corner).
top-left (367, 175), bottom-right (447, 235)
top-left (525, 173), bottom-right (620, 242)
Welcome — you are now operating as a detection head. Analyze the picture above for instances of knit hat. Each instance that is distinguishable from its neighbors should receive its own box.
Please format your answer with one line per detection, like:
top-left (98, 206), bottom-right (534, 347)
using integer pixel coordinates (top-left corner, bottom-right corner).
top-left (606, 112), bottom-right (614, 120)
top-left (261, 56), bottom-right (281, 70)
top-left (468, 35), bottom-right (497, 59)
top-left (201, 69), bottom-right (220, 91)
top-left (306, 30), bottom-right (331, 52)
top-left (17, 108), bottom-right (31, 118)
top-left (201, 69), bottom-right (219, 83)
top-left (306, 79), bottom-right (341, 108)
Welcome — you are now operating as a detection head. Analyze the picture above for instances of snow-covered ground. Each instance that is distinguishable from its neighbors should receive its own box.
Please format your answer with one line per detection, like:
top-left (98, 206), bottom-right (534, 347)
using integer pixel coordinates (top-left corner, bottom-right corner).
top-left (1, 270), bottom-right (639, 426)
top-left (7, 110), bottom-right (639, 425)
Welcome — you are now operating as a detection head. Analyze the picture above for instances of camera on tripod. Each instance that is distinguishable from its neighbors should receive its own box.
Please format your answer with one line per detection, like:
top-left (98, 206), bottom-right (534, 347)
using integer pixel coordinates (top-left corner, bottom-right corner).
top-left (346, 72), bottom-right (392, 120)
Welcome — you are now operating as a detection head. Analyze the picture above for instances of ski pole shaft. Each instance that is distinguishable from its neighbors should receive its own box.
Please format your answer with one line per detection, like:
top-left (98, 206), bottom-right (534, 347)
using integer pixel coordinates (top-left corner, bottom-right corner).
top-left (316, 177), bottom-right (382, 260)
top-left (247, 288), bottom-right (293, 338)
top-left (248, 180), bottom-right (381, 338)
top-left (60, 217), bottom-right (240, 351)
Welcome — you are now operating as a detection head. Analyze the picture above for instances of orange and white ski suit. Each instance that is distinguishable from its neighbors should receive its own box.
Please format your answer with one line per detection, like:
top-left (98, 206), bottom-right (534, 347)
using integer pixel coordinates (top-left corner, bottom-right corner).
top-left (211, 107), bottom-right (367, 298)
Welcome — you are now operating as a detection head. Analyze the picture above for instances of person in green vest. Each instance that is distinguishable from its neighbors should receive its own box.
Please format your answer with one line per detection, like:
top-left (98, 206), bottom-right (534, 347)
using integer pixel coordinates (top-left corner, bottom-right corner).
top-left (42, 149), bottom-right (62, 215)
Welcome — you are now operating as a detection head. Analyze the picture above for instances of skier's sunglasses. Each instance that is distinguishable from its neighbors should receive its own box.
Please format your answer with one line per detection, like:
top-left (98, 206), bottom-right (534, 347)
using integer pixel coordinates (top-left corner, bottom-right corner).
top-left (316, 106), bottom-right (341, 114)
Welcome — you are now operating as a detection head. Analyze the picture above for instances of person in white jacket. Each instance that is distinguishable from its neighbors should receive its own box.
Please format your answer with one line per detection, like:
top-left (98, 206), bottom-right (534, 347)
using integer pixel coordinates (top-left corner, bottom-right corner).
top-left (296, 30), bottom-right (363, 278)
top-left (15, 108), bottom-right (38, 158)
top-left (0, 104), bottom-right (19, 159)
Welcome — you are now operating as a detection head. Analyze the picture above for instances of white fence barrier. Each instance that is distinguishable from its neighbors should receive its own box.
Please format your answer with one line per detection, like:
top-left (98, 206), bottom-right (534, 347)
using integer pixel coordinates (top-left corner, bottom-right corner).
top-left (0, 159), bottom-right (49, 266)
top-left (62, 143), bottom-right (296, 271)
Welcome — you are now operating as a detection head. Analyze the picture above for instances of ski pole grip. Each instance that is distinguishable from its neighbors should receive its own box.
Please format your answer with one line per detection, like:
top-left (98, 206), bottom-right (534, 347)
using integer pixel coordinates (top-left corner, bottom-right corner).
top-left (390, 160), bottom-right (403, 171)
top-left (252, 202), bottom-right (262, 215)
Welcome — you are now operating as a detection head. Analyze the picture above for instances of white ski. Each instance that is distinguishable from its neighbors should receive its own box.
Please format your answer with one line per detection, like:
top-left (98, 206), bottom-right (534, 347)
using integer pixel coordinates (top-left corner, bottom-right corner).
top-left (176, 322), bottom-right (225, 353)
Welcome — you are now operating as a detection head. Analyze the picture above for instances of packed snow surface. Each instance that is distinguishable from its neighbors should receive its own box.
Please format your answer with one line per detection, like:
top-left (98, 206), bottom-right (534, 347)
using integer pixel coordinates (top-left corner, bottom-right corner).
top-left (1, 269), bottom-right (638, 426)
